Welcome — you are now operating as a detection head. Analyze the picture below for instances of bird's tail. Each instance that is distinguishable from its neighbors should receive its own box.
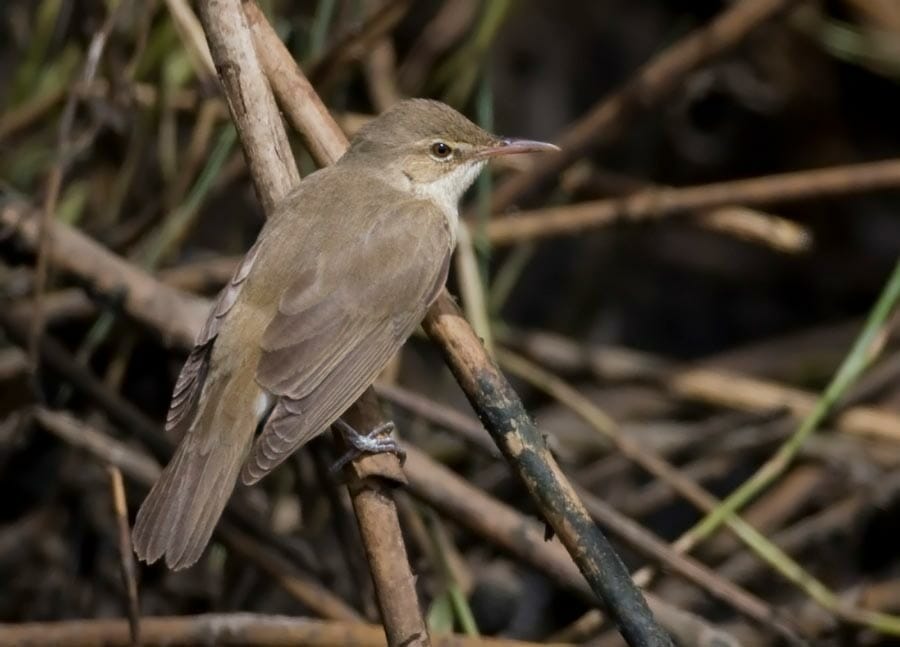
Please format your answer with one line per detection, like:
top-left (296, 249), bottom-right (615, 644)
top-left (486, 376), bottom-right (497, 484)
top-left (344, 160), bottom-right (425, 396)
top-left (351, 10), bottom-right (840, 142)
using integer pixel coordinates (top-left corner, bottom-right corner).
top-left (132, 371), bottom-right (258, 570)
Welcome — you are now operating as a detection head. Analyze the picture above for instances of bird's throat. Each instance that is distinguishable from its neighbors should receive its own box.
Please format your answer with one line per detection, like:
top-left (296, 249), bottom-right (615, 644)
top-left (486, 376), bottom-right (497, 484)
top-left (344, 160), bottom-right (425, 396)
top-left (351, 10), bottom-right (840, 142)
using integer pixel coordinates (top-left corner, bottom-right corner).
top-left (411, 160), bottom-right (486, 241)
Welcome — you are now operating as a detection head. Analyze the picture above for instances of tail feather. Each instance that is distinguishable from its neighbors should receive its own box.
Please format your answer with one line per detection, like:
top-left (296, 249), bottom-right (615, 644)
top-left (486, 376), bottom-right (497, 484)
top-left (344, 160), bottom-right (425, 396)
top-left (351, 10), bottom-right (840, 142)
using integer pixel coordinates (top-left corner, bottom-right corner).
top-left (133, 431), bottom-right (251, 569)
top-left (133, 374), bottom-right (257, 570)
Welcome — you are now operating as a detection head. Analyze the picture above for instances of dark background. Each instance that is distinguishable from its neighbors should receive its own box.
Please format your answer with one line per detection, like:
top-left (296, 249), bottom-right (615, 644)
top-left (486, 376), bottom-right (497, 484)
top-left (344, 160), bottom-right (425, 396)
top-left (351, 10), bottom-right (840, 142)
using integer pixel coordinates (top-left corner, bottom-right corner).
top-left (2, 1), bottom-right (900, 645)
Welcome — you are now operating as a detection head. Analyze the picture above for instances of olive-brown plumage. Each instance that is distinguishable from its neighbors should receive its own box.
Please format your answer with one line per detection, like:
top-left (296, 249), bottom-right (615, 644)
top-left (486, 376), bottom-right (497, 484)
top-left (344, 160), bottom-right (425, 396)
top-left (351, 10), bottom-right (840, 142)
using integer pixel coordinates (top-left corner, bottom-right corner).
top-left (132, 99), bottom-right (557, 569)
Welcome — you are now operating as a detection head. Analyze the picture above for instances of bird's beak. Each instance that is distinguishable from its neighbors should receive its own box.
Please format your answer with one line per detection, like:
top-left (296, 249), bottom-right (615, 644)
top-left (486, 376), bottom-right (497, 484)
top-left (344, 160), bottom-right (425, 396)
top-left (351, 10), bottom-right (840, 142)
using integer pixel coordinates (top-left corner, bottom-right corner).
top-left (475, 138), bottom-right (560, 159)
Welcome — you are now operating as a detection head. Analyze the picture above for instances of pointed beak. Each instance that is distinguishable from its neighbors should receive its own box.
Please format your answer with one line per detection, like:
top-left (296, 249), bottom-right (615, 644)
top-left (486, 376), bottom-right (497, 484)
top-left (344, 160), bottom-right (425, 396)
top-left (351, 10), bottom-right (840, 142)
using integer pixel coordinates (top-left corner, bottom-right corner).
top-left (475, 138), bottom-right (560, 160)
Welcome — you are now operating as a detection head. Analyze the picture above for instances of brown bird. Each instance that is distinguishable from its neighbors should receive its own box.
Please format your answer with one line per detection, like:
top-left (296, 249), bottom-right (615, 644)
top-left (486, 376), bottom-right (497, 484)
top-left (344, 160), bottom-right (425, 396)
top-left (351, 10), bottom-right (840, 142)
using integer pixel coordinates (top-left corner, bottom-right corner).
top-left (132, 99), bottom-right (558, 569)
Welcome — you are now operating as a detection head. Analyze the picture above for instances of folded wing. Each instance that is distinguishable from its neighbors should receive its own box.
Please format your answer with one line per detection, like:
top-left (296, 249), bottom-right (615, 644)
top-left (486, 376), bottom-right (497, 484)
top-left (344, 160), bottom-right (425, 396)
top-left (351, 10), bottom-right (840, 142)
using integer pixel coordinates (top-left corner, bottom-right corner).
top-left (241, 199), bottom-right (452, 484)
top-left (165, 238), bottom-right (263, 439)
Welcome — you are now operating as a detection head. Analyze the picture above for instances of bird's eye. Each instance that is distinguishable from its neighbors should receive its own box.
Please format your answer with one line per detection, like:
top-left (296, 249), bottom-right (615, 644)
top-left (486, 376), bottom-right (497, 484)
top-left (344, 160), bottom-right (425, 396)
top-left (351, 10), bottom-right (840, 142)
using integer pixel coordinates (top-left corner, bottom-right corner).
top-left (431, 142), bottom-right (452, 159)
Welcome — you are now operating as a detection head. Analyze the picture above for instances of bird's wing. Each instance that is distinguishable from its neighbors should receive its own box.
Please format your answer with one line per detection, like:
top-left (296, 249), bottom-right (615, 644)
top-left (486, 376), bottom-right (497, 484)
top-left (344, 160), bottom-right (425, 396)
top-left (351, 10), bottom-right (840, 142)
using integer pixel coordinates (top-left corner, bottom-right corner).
top-left (165, 238), bottom-right (263, 439)
top-left (241, 199), bottom-right (452, 484)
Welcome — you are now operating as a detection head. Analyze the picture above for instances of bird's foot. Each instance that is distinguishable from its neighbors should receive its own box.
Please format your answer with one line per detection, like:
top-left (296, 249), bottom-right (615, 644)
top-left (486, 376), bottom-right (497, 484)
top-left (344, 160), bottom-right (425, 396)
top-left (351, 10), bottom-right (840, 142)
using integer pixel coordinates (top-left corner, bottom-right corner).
top-left (331, 419), bottom-right (406, 474)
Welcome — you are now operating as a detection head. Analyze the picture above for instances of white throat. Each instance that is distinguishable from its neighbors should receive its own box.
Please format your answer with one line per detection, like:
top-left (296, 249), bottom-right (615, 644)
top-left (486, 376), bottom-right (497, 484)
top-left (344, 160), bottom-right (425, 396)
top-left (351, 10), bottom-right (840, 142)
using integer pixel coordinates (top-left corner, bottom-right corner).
top-left (412, 160), bottom-right (486, 237)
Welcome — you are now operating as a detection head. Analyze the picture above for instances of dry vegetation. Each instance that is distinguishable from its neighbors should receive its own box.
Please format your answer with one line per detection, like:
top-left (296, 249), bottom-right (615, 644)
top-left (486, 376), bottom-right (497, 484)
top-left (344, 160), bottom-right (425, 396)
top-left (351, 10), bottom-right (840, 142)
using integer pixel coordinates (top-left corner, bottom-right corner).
top-left (2, 0), bottom-right (900, 645)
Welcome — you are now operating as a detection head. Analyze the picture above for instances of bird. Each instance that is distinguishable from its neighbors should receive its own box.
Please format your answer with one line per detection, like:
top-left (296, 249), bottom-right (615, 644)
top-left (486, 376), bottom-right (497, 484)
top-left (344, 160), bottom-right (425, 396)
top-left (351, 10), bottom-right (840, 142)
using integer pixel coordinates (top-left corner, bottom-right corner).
top-left (132, 98), bottom-right (558, 569)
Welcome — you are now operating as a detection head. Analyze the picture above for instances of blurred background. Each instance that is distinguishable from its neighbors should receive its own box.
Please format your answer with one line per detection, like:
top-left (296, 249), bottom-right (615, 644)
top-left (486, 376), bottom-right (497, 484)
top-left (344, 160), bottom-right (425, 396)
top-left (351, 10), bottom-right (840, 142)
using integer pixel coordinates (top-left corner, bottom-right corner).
top-left (1, 1), bottom-right (900, 645)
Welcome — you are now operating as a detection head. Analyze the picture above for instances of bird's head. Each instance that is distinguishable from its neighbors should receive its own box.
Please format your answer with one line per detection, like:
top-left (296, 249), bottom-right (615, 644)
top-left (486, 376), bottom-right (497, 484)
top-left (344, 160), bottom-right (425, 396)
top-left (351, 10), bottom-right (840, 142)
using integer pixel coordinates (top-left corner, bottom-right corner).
top-left (343, 99), bottom-right (558, 207)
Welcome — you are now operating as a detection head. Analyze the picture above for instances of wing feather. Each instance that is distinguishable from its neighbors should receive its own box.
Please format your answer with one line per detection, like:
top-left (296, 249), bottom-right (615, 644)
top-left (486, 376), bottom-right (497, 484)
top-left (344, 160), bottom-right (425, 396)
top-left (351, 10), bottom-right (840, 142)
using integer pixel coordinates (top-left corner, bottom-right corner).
top-left (241, 200), bottom-right (451, 484)
top-left (257, 294), bottom-right (363, 396)
top-left (165, 238), bottom-right (263, 439)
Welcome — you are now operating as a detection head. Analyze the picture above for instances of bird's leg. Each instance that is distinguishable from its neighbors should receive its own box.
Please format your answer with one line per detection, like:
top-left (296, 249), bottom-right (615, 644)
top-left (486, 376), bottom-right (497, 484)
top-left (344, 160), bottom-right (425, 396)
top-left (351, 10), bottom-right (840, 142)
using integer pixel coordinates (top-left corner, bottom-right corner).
top-left (331, 418), bottom-right (406, 473)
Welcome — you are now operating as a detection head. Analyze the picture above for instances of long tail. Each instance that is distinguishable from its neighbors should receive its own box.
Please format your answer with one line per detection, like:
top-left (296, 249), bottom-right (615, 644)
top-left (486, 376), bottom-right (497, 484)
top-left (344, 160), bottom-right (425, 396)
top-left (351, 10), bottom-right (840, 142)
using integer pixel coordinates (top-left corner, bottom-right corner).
top-left (132, 373), bottom-right (258, 570)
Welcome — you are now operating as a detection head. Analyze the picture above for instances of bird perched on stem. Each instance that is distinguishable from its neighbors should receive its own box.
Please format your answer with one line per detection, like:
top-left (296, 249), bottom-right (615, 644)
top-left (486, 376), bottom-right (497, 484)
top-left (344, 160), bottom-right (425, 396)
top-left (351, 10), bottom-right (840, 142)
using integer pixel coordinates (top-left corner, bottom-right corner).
top-left (133, 98), bottom-right (558, 569)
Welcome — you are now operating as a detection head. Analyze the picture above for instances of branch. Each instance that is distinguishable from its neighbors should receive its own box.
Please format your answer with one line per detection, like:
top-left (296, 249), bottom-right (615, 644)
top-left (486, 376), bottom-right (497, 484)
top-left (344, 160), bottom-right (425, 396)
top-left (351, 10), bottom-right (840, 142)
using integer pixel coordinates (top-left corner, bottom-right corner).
top-left (378, 388), bottom-right (793, 638)
top-left (107, 466), bottom-right (141, 647)
top-left (402, 446), bottom-right (741, 647)
top-left (562, 165), bottom-right (812, 254)
top-left (511, 329), bottom-right (900, 443)
top-left (488, 0), bottom-right (798, 211)
top-left (33, 407), bottom-right (367, 623)
top-left (487, 158), bottom-right (900, 244)
top-left (198, 0), bottom-right (298, 209)
top-left (308, 0), bottom-right (411, 91)
top-left (0, 614), bottom-right (564, 647)
top-left (0, 202), bottom-right (207, 349)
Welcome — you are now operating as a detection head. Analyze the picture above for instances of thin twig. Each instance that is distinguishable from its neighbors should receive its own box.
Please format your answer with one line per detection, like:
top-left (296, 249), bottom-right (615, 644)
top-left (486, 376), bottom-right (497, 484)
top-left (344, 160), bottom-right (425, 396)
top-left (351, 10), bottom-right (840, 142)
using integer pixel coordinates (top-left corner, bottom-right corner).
top-left (455, 222), bottom-right (494, 354)
top-left (510, 328), bottom-right (900, 442)
top-left (242, 1), bottom-right (356, 167)
top-left (498, 344), bottom-right (900, 637)
top-left (487, 158), bottom-right (900, 244)
top-left (488, 0), bottom-right (798, 212)
top-left (162, 0), bottom-right (217, 81)
top-left (0, 82), bottom-right (68, 140)
top-left (672, 260), bottom-right (900, 633)
top-left (374, 382), bottom-right (496, 454)
top-left (421, 299), bottom-right (672, 646)
top-left (563, 164), bottom-right (812, 254)
top-left (364, 36), bottom-right (403, 112)
top-left (421, 508), bottom-right (480, 635)
top-left (58, 123), bottom-right (237, 406)
top-left (309, 442), bottom-right (378, 617)
top-left (718, 482), bottom-right (899, 587)
top-left (335, 390), bottom-right (427, 645)
top-left (219, 526), bottom-right (366, 623)
top-left (377, 383), bottom-right (796, 638)
top-left (308, 0), bottom-right (412, 91)
top-left (401, 446), bottom-right (741, 647)
top-left (30, 2), bottom-right (122, 384)
top-left (703, 464), bottom-right (826, 561)
top-left (396, 0), bottom-right (478, 93)
top-left (0, 614), bottom-right (563, 647)
top-left (33, 408), bottom-right (366, 622)
top-left (0, 202), bottom-right (209, 350)
top-left (107, 466), bottom-right (141, 647)
top-left (1, 311), bottom-right (171, 458)
top-left (570, 481), bottom-right (798, 641)
top-left (158, 254), bottom-right (243, 292)
top-left (199, 0), bottom-right (298, 211)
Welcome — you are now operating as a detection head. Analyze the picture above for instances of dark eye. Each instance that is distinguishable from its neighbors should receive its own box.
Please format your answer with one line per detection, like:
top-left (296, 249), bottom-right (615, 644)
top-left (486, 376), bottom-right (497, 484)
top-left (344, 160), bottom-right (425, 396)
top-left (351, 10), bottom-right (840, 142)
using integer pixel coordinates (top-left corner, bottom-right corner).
top-left (431, 142), bottom-right (452, 158)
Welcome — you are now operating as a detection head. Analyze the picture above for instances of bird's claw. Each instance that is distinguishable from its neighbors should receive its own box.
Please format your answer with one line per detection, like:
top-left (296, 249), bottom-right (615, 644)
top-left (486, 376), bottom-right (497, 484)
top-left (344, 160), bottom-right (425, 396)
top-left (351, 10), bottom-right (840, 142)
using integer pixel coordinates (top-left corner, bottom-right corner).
top-left (331, 419), bottom-right (406, 474)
